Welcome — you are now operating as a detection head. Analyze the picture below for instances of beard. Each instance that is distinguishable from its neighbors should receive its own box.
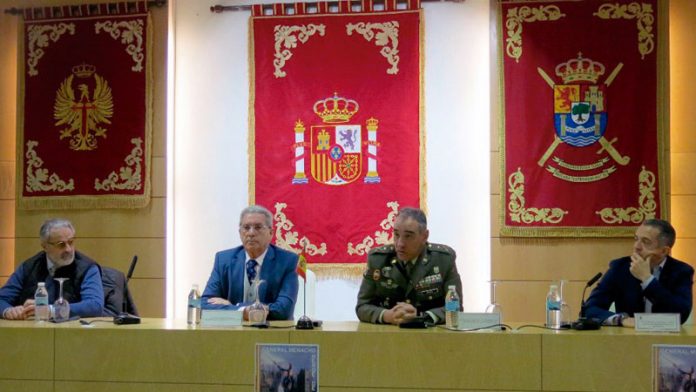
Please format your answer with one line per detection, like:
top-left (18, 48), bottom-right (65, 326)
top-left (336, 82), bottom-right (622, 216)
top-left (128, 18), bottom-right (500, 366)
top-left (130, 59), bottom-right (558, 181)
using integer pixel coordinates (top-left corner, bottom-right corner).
top-left (54, 251), bottom-right (75, 267)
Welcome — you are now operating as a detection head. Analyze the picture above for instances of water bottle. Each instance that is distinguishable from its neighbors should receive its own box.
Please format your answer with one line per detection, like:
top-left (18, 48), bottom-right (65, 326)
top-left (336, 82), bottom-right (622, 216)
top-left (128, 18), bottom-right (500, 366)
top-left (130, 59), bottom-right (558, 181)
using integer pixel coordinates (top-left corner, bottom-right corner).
top-left (546, 284), bottom-right (562, 328)
top-left (187, 284), bottom-right (201, 325)
top-left (445, 285), bottom-right (460, 329)
top-left (34, 282), bottom-right (49, 322)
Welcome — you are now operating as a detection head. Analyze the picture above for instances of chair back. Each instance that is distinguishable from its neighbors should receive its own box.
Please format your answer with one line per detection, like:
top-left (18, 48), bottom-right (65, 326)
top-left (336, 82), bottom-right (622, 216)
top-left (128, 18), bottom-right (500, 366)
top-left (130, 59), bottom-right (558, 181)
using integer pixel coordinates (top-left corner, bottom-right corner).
top-left (102, 266), bottom-right (139, 316)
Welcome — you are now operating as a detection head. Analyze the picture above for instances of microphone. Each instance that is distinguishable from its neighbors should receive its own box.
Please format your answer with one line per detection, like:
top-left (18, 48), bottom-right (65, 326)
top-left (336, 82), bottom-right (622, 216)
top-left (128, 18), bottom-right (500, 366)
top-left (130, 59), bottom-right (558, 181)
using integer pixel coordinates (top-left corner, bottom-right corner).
top-left (579, 272), bottom-right (602, 317)
top-left (571, 272), bottom-right (602, 330)
top-left (114, 255), bottom-right (141, 325)
top-left (126, 255), bottom-right (138, 282)
top-left (586, 272), bottom-right (602, 288)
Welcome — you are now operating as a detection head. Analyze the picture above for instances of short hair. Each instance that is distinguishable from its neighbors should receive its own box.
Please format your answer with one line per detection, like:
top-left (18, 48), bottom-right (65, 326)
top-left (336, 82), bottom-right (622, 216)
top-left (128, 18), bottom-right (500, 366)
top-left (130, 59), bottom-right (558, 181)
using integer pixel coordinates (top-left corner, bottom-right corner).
top-left (396, 207), bottom-right (427, 232)
top-left (240, 205), bottom-right (273, 228)
top-left (643, 219), bottom-right (676, 248)
top-left (39, 218), bottom-right (75, 242)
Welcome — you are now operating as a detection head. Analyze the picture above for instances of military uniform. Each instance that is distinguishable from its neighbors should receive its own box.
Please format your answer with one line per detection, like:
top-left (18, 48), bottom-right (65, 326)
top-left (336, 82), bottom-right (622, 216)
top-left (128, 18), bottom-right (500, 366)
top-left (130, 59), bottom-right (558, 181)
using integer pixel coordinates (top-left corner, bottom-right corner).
top-left (355, 242), bottom-right (462, 324)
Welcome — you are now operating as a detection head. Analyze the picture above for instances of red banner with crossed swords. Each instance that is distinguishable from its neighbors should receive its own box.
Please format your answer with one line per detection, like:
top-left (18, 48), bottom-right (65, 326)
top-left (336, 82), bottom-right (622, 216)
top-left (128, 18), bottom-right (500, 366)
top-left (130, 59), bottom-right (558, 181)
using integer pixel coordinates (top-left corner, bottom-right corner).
top-left (499, 0), bottom-right (667, 236)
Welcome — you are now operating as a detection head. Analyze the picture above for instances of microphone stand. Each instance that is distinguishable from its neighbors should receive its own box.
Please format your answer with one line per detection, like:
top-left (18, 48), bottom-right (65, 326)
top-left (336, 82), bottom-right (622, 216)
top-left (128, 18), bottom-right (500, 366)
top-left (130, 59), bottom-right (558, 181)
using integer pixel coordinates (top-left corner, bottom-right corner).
top-left (296, 277), bottom-right (313, 329)
top-left (570, 272), bottom-right (602, 330)
top-left (114, 255), bottom-right (141, 325)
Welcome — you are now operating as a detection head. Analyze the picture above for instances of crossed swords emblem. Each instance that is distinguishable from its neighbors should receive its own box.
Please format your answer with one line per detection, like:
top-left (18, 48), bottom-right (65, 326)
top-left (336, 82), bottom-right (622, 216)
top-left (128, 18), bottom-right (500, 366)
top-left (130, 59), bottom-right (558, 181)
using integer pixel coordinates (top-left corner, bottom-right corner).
top-left (536, 63), bottom-right (630, 168)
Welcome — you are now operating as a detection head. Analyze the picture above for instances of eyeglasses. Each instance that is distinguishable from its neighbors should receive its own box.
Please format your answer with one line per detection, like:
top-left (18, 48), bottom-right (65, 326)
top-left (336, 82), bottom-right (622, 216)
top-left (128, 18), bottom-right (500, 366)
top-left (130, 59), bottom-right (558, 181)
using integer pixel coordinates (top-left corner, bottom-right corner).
top-left (46, 238), bottom-right (75, 249)
top-left (240, 224), bottom-right (269, 233)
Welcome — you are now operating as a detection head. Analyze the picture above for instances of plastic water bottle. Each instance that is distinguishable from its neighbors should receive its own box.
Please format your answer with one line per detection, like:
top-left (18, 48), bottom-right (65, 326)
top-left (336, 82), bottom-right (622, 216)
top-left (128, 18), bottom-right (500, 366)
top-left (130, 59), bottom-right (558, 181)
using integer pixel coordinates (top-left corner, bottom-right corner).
top-left (546, 284), bottom-right (562, 328)
top-left (445, 285), bottom-right (460, 329)
top-left (187, 284), bottom-right (201, 325)
top-left (34, 282), bottom-right (49, 322)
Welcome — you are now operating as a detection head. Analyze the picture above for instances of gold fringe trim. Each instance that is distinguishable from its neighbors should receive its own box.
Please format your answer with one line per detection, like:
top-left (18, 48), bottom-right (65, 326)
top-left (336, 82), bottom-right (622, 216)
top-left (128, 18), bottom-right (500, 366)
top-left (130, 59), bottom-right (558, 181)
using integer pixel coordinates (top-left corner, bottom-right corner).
top-left (499, 225), bottom-right (635, 238)
top-left (418, 8), bottom-right (427, 214)
top-left (307, 263), bottom-right (365, 281)
top-left (19, 194), bottom-right (150, 210)
top-left (656, 0), bottom-right (669, 220)
top-left (248, 17), bottom-right (256, 205)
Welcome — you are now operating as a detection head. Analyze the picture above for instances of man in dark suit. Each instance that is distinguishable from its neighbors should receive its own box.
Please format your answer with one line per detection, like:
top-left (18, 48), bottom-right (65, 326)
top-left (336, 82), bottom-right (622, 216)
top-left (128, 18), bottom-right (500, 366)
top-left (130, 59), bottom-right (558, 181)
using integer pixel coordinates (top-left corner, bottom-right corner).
top-left (585, 219), bottom-right (693, 326)
top-left (202, 205), bottom-right (299, 320)
top-left (356, 207), bottom-right (462, 325)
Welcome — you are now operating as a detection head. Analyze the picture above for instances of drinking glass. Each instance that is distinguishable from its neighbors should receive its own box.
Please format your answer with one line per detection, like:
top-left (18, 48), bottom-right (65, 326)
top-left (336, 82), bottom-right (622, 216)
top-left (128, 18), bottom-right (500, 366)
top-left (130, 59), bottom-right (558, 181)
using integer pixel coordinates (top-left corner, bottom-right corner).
top-left (247, 279), bottom-right (267, 324)
top-left (485, 280), bottom-right (503, 321)
top-left (559, 279), bottom-right (573, 326)
top-left (53, 277), bottom-right (71, 322)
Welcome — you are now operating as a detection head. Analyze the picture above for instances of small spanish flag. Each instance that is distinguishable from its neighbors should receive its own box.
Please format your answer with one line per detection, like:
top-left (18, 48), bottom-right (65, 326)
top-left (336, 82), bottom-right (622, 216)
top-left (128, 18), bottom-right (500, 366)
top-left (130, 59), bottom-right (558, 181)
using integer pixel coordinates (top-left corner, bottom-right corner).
top-left (297, 252), bottom-right (307, 281)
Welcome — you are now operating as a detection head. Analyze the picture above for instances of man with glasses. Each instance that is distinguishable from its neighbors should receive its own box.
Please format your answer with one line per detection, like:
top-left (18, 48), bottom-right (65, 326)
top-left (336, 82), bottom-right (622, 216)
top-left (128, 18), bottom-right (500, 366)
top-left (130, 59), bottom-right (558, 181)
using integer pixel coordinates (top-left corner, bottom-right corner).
top-left (201, 205), bottom-right (299, 320)
top-left (0, 218), bottom-right (104, 320)
top-left (585, 219), bottom-right (693, 327)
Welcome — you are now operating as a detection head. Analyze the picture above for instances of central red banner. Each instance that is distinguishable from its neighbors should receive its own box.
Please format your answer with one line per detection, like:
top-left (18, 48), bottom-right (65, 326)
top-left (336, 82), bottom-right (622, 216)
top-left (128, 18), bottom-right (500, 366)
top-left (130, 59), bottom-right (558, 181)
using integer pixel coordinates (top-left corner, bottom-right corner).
top-left (250, 1), bottom-right (424, 276)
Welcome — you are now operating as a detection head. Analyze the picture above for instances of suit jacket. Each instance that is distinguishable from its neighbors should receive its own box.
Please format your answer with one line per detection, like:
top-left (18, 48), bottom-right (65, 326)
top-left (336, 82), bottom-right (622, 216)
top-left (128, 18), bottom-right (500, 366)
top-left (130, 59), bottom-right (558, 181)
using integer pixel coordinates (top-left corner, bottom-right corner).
top-left (201, 244), bottom-right (299, 320)
top-left (355, 242), bottom-right (462, 324)
top-left (585, 255), bottom-right (694, 323)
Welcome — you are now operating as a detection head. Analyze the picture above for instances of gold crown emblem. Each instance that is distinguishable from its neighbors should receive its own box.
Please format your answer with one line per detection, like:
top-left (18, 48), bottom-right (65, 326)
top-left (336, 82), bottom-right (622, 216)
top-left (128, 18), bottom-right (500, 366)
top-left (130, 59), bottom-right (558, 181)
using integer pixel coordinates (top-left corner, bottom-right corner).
top-left (555, 53), bottom-right (605, 83)
top-left (72, 63), bottom-right (96, 78)
top-left (313, 93), bottom-right (359, 123)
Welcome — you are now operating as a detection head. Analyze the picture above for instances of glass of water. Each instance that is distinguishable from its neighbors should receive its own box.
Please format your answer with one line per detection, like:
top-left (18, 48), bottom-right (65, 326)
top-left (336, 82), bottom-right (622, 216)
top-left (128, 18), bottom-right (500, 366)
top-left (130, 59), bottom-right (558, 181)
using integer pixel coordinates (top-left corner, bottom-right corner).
top-left (53, 278), bottom-right (71, 322)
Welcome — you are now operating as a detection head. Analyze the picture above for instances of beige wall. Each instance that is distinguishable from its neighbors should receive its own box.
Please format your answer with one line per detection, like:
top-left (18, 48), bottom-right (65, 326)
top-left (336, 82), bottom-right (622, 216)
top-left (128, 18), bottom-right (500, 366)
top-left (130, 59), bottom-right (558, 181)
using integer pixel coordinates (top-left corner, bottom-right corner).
top-left (491, 0), bottom-right (696, 323)
top-left (0, 0), bottom-right (167, 317)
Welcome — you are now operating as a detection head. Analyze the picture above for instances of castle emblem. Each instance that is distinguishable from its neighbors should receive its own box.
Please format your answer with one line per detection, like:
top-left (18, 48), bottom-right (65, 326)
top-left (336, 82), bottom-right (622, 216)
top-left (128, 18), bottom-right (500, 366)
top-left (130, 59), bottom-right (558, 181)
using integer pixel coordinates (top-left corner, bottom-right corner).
top-left (54, 63), bottom-right (114, 151)
top-left (537, 53), bottom-right (629, 183)
top-left (291, 93), bottom-right (381, 186)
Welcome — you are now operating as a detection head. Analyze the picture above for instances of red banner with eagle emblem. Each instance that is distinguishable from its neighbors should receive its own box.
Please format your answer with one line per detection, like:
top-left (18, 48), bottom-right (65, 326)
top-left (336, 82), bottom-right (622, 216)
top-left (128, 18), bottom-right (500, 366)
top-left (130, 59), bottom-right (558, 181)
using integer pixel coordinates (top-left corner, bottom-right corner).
top-left (251, 1), bottom-right (424, 277)
top-left (499, 0), bottom-right (667, 236)
top-left (18, 2), bottom-right (151, 209)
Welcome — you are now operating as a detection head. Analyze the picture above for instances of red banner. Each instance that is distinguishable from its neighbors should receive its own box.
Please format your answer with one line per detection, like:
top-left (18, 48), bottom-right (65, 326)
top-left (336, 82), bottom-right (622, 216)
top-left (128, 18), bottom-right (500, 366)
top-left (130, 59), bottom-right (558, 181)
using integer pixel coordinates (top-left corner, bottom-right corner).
top-left (251, 1), bottom-right (424, 276)
top-left (19, 2), bottom-right (151, 209)
top-left (499, 0), bottom-right (667, 236)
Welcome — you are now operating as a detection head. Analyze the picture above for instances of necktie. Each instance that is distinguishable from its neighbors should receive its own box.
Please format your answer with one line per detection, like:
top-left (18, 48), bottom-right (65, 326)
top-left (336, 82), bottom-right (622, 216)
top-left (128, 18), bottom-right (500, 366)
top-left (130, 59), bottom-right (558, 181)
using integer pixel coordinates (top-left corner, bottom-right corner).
top-left (401, 261), bottom-right (413, 279)
top-left (645, 267), bottom-right (661, 313)
top-left (246, 259), bottom-right (258, 285)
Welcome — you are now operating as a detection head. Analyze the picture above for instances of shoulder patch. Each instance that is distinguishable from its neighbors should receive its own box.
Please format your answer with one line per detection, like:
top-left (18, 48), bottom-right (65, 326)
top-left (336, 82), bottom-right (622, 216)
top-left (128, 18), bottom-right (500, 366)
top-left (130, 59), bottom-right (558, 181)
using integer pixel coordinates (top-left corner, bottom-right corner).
top-left (428, 242), bottom-right (456, 256)
top-left (369, 244), bottom-right (395, 255)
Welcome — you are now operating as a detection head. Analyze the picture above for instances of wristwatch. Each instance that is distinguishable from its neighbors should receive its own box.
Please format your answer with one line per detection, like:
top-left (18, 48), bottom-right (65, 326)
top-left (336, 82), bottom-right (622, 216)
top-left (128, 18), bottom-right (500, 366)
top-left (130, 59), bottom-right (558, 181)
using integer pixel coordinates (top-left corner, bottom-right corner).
top-left (617, 312), bottom-right (629, 326)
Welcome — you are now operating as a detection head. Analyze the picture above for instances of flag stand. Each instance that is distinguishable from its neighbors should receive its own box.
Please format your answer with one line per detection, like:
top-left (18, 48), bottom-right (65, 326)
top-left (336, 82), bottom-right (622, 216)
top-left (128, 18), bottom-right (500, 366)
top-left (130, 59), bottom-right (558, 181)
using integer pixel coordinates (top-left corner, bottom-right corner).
top-left (296, 278), bottom-right (314, 329)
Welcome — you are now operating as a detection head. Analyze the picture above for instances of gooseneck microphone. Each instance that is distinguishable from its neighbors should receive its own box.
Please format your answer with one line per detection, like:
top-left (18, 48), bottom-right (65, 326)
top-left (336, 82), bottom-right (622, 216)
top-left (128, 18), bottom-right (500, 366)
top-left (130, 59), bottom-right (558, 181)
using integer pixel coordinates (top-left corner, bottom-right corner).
top-left (571, 272), bottom-right (602, 330)
top-left (586, 272), bottom-right (602, 288)
top-left (126, 255), bottom-right (138, 283)
top-left (114, 255), bottom-right (141, 325)
top-left (579, 272), bottom-right (602, 317)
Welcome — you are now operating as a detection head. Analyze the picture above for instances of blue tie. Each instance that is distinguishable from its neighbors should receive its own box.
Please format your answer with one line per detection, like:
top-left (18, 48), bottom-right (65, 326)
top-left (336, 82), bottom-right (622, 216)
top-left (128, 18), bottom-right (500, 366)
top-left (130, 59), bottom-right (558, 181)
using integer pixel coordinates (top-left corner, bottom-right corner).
top-left (246, 259), bottom-right (258, 285)
top-left (645, 266), bottom-right (662, 313)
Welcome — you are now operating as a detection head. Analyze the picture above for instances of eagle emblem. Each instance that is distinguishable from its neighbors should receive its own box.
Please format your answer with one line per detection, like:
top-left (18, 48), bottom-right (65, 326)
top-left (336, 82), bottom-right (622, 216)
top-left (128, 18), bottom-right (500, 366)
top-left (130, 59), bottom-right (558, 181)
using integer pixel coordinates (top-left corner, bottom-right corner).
top-left (54, 64), bottom-right (114, 151)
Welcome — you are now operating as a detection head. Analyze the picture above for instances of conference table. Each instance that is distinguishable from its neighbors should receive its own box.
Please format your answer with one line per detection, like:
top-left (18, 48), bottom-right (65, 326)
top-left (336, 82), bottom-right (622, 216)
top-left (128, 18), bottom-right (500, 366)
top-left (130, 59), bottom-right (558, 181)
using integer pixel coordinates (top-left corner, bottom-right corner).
top-left (1, 318), bottom-right (695, 391)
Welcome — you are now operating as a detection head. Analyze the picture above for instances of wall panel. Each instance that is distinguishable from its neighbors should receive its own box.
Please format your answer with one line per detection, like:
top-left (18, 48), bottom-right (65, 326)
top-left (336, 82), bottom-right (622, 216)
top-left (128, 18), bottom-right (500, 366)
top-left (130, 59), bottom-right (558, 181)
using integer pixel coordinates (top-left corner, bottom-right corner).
top-left (14, 198), bottom-right (165, 239)
top-left (129, 278), bottom-right (165, 318)
top-left (493, 238), bottom-right (630, 281)
top-left (14, 238), bottom-right (165, 278)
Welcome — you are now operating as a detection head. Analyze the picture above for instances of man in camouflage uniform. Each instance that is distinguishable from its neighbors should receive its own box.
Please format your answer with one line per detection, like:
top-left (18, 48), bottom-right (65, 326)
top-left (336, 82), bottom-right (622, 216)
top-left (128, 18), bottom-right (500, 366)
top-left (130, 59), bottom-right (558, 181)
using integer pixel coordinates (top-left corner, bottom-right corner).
top-left (355, 207), bottom-right (462, 325)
